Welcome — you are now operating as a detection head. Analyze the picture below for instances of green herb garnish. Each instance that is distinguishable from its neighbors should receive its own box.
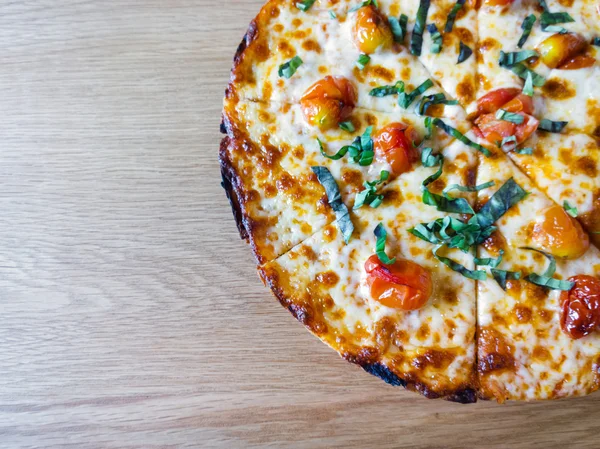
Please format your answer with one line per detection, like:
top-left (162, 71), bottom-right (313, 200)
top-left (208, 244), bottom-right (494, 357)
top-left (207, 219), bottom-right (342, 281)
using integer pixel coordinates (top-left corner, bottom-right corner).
top-left (474, 250), bottom-right (504, 268)
top-left (398, 79), bottom-right (434, 109)
top-left (278, 56), bottom-right (303, 78)
top-left (432, 118), bottom-right (491, 157)
top-left (354, 171), bottom-right (390, 209)
top-left (296, 0), bottom-right (317, 11)
top-left (518, 14), bottom-right (537, 48)
top-left (515, 147), bottom-right (533, 155)
top-left (563, 200), bottom-right (578, 217)
top-left (491, 269), bottom-right (522, 290)
top-left (427, 24), bottom-right (443, 54)
top-left (356, 53), bottom-right (371, 70)
top-left (389, 14), bottom-right (409, 43)
top-left (522, 247), bottom-right (575, 291)
top-left (443, 181), bottom-right (495, 199)
top-left (339, 121), bottom-right (355, 132)
top-left (538, 119), bottom-right (567, 133)
top-left (475, 178), bottom-right (528, 229)
top-left (415, 93), bottom-right (459, 116)
top-left (369, 80), bottom-right (405, 97)
top-left (457, 41), bottom-right (472, 64)
top-left (444, 0), bottom-right (465, 33)
top-left (411, 0), bottom-right (431, 56)
top-left (434, 245), bottom-right (487, 280)
top-left (496, 109), bottom-right (524, 124)
top-left (498, 50), bottom-right (539, 67)
top-left (374, 223), bottom-right (396, 264)
top-left (523, 71), bottom-right (534, 96)
top-left (540, 11), bottom-right (574, 32)
top-left (311, 166), bottom-right (354, 243)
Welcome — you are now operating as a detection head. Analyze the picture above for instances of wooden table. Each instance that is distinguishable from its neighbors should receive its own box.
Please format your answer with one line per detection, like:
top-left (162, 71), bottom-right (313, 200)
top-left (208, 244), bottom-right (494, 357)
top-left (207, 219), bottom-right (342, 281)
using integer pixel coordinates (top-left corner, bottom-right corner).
top-left (1, 2), bottom-right (599, 448)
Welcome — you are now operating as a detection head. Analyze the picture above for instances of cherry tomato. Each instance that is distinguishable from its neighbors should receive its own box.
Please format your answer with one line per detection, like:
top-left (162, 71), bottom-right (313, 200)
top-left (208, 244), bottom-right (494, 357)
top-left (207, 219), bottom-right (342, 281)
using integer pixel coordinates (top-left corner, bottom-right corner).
top-left (558, 54), bottom-right (596, 70)
top-left (536, 33), bottom-right (588, 69)
top-left (364, 254), bottom-right (433, 310)
top-left (560, 275), bottom-right (600, 339)
top-left (372, 123), bottom-right (420, 175)
top-left (532, 204), bottom-right (590, 259)
top-left (300, 76), bottom-right (357, 130)
top-left (474, 113), bottom-right (538, 145)
top-left (501, 93), bottom-right (535, 115)
top-left (483, 0), bottom-right (515, 6)
top-left (476, 88), bottom-right (521, 115)
top-left (353, 5), bottom-right (393, 54)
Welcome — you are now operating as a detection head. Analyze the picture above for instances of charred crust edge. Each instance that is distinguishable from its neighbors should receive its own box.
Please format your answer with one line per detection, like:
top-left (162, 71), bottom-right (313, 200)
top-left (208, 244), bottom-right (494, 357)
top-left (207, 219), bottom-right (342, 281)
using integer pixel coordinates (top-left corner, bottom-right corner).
top-left (225, 20), bottom-right (260, 99)
top-left (219, 137), bottom-right (249, 241)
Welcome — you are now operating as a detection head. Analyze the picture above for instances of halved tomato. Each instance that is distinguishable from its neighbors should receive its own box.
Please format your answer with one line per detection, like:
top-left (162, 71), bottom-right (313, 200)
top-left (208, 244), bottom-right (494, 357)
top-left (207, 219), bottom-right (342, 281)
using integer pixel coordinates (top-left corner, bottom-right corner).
top-left (372, 123), bottom-right (420, 175)
top-left (300, 76), bottom-right (357, 130)
top-left (474, 113), bottom-right (539, 145)
top-left (476, 88), bottom-right (521, 115)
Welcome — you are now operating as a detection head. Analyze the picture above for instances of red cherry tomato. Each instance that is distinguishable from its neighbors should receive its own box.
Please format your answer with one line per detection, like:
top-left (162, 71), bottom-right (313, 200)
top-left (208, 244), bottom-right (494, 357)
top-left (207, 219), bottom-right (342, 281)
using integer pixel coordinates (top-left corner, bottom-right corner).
top-left (483, 0), bottom-right (515, 5)
top-left (532, 204), bottom-right (590, 259)
top-left (353, 5), bottom-right (393, 54)
top-left (560, 275), bottom-right (600, 339)
top-left (372, 123), bottom-right (420, 175)
top-left (559, 55), bottom-right (596, 70)
top-left (476, 88), bottom-right (521, 115)
top-left (501, 93), bottom-right (535, 115)
top-left (300, 76), bottom-right (357, 130)
top-left (364, 254), bottom-right (433, 310)
top-left (475, 113), bottom-right (539, 145)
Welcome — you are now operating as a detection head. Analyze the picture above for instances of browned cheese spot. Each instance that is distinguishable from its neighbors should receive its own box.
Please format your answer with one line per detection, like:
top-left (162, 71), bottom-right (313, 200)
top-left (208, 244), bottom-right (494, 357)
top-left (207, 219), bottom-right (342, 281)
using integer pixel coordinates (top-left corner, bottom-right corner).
top-left (482, 230), bottom-right (507, 256)
top-left (416, 323), bottom-right (430, 340)
top-left (292, 18), bottom-right (302, 27)
top-left (273, 23), bottom-right (284, 33)
top-left (373, 318), bottom-right (395, 353)
top-left (532, 346), bottom-right (551, 361)
top-left (574, 156), bottom-right (598, 177)
top-left (300, 222), bottom-right (312, 234)
top-left (322, 224), bottom-right (338, 242)
top-left (542, 78), bottom-right (576, 100)
top-left (477, 38), bottom-right (500, 63)
top-left (292, 146), bottom-right (304, 160)
top-left (454, 27), bottom-right (473, 45)
top-left (411, 349), bottom-right (456, 371)
top-left (294, 30), bottom-right (307, 39)
top-left (587, 99), bottom-right (600, 130)
top-left (299, 245), bottom-right (317, 261)
top-left (512, 305), bottom-right (532, 323)
top-left (302, 39), bottom-right (322, 53)
top-left (456, 75), bottom-right (475, 104)
top-left (316, 271), bottom-right (340, 287)
top-left (557, 0), bottom-right (574, 6)
top-left (277, 41), bottom-right (295, 59)
top-left (276, 172), bottom-right (295, 192)
top-left (341, 168), bottom-right (364, 192)
top-left (478, 327), bottom-right (516, 374)
top-left (318, 65), bottom-right (328, 74)
top-left (264, 184), bottom-right (277, 198)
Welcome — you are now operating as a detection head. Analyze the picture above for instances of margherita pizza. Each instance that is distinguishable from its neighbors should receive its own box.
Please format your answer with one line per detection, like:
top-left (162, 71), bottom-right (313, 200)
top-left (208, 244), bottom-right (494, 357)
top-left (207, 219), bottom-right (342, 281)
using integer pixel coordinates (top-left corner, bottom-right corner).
top-left (220, 0), bottom-right (600, 402)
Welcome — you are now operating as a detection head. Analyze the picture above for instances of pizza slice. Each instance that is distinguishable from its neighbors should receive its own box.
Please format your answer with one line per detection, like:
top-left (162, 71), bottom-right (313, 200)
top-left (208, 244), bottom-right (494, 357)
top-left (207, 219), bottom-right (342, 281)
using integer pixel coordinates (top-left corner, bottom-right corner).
top-left (226, 0), bottom-right (467, 119)
top-left (221, 97), bottom-right (472, 263)
top-left (259, 137), bottom-right (480, 402)
top-left (475, 146), bottom-right (600, 401)
top-left (507, 131), bottom-right (600, 247)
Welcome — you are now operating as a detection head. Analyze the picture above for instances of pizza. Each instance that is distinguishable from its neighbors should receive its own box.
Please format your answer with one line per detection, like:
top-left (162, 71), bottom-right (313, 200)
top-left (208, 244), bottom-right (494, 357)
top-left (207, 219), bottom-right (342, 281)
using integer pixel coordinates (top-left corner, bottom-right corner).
top-left (220, 0), bottom-right (600, 403)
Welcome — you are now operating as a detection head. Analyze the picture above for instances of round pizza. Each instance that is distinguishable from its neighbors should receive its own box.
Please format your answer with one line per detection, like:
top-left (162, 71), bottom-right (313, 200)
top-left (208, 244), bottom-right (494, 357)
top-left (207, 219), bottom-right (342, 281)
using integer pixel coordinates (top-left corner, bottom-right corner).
top-left (219, 0), bottom-right (600, 403)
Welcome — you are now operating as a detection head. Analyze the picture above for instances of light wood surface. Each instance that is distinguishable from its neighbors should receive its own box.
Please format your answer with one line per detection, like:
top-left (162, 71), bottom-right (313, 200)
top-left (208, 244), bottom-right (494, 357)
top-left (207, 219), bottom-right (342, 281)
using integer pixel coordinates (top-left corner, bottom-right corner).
top-left (1, 1), bottom-right (599, 448)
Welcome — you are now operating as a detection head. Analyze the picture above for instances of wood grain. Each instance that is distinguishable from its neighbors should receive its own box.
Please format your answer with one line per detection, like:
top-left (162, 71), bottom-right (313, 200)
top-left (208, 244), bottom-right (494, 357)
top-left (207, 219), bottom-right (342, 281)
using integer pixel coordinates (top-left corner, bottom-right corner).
top-left (1, 1), bottom-right (599, 448)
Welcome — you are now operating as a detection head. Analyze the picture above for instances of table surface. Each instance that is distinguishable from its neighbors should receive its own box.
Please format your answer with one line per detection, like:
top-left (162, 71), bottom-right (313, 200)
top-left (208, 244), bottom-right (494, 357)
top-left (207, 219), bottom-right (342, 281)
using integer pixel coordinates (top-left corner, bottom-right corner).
top-left (2, 1), bottom-right (600, 448)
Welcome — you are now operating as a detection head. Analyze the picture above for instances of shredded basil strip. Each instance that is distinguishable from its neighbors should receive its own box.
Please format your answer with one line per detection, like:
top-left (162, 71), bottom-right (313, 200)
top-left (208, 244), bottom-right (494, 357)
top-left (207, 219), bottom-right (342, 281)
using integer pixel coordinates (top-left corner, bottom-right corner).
top-left (318, 138), bottom-right (346, 160)
top-left (444, 0), bottom-right (465, 33)
top-left (495, 109), bottom-right (524, 125)
top-left (319, 127), bottom-right (374, 165)
top-left (409, 216), bottom-right (495, 253)
top-left (457, 41), bottom-right (472, 64)
top-left (329, 10), bottom-right (337, 19)
top-left (420, 156), bottom-right (475, 214)
top-left (501, 62), bottom-right (545, 87)
top-left (411, 0), bottom-right (431, 56)
top-left (427, 24), bottom-right (443, 54)
top-left (398, 79), bottom-right (434, 109)
top-left (434, 245), bottom-right (487, 280)
top-left (339, 121), bottom-right (355, 132)
top-left (515, 147), bottom-right (533, 155)
top-left (349, 0), bottom-right (378, 12)
top-left (296, 0), bottom-right (317, 11)
top-left (474, 250), bottom-right (504, 268)
top-left (501, 135), bottom-right (517, 149)
top-left (278, 56), bottom-right (303, 79)
top-left (389, 14), bottom-right (409, 42)
top-left (540, 11), bottom-right (574, 32)
top-left (369, 80), bottom-right (405, 97)
top-left (374, 223), bottom-right (396, 264)
top-left (563, 200), bottom-right (578, 217)
top-left (593, 37), bottom-right (600, 47)
top-left (498, 50), bottom-right (539, 67)
top-left (523, 71), bottom-right (534, 96)
top-left (354, 171), bottom-right (389, 209)
top-left (538, 0), bottom-right (549, 12)
top-left (424, 116), bottom-right (433, 139)
top-left (521, 247), bottom-right (574, 291)
top-left (491, 269), bottom-right (521, 290)
top-left (538, 119), bottom-right (567, 133)
top-left (518, 14), bottom-right (537, 48)
top-left (421, 147), bottom-right (442, 167)
top-left (356, 53), bottom-right (371, 70)
top-left (311, 167), bottom-right (354, 243)
top-left (432, 118), bottom-right (491, 157)
top-left (443, 181), bottom-right (495, 199)
top-left (416, 93), bottom-right (459, 116)
top-left (475, 178), bottom-right (528, 229)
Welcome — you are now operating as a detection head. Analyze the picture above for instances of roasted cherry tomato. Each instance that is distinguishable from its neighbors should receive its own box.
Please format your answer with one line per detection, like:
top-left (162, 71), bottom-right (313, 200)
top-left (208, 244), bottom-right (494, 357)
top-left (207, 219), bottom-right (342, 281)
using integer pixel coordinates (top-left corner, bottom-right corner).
top-left (353, 5), bottom-right (393, 54)
top-left (559, 54), bottom-right (596, 70)
top-left (560, 275), bottom-right (600, 339)
top-left (500, 93), bottom-right (535, 115)
top-left (372, 123), bottom-right (420, 175)
top-left (476, 88), bottom-right (521, 115)
top-left (300, 76), bottom-right (357, 130)
top-left (474, 112), bottom-right (539, 145)
top-left (364, 254), bottom-right (433, 310)
top-left (536, 33), bottom-right (588, 69)
top-left (532, 204), bottom-right (590, 259)
top-left (483, 0), bottom-right (515, 6)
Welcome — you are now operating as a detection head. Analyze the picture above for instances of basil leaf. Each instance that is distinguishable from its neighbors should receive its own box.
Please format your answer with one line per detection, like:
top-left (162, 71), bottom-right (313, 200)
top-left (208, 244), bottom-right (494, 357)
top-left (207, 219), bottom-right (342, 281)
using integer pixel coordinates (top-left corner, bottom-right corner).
top-left (389, 14), bottom-right (409, 42)
top-left (410, 216), bottom-right (495, 253)
top-left (499, 57), bottom-right (545, 86)
top-left (475, 178), bottom-right (528, 229)
top-left (496, 109), bottom-right (525, 124)
top-left (374, 223), bottom-right (397, 264)
top-left (278, 56), bottom-right (303, 79)
top-left (538, 119), bottom-right (567, 133)
top-left (500, 135), bottom-right (517, 150)
top-left (432, 118), bottom-right (491, 157)
top-left (349, 0), bottom-right (378, 12)
top-left (525, 273), bottom-right (574, 290)
top-left (416, 93), bottom-right (459, 116)
top-left (434, 245), bottom-right (487, 280)
top-left (424, 116), bottom-right (433, 139)
top-left (398, 79), bottom-right (434, 109)
top-left (296, 0), bottom-right (317, 11)
top-left (515, 147), bottom-right (533, 155)
top-left (518, 14), bottom-right (537, 48)
top-left (498, 50), bottom-right (539, 67)
top-left (540, 11), bottom-right (574, 32)
top-left (522, 246), bottom-right (556, 277)
top-left (329, 10), bottom-right (337, 19)
top-left (356, 53), bottom-right (371, 70)
top-left (593, 37), bottom-right (600, 47)
top-left (538, 0), bottom-right (549, 12)
top-left (491, 269), bottom-right (521, 290)
top-left (339, 121), bottom-right (355, 132)
top-left (369, 80), bottom-right (405, 97)
top-left (427, 23), bottom-right (443, 54)
top-left (311, 166), bottom-right (354, 243)
top-left (543, 25), bottom-right (569, 33)
top-left (421, 147), bottom-right (442, 167)
top-left (457, 41), bottom-right (472, 64)
top-left (318, 138), bottom-right (348, 160)
top-left (422, 156), bottom-right (444, 187)
top-left (423, 189), bottom-right (476, 214)
top-left (411, 0), bottom-right (431, 56)
top-left (443, 181), bottom-right (495, 199)
top-left (444, 0), bottom-right (465, 33)
top-left (353, 171), bottom-right (389, 209)
top-left (563, 200), bottom-right (578, 217)
top-left (523, 71), bottom-right (534, 96)
top-left (474, 250), bottom-right (504, 268)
